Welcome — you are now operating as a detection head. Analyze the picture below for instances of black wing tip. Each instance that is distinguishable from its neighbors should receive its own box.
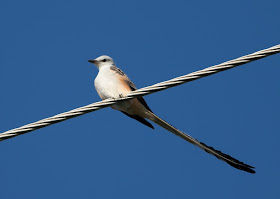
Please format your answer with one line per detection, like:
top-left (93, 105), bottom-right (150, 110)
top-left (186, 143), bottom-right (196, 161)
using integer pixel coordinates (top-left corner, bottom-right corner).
top-left (121, 111), bottom-right (154, 129)
top-left (138, 119), bottom-right (154, 129)
top-left (146, 122), bottom-right (154, 129)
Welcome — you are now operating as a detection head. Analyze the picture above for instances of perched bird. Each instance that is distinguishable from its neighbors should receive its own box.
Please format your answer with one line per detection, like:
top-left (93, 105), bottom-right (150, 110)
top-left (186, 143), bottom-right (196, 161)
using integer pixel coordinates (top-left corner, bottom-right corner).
top-left (89, 55), bottom-right (255, 174)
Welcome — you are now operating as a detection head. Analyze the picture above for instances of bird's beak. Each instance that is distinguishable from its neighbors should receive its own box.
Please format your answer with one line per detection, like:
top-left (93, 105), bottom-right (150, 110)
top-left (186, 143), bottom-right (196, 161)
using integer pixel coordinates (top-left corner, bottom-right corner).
top-left (88, 59), bottom-right (97, 64)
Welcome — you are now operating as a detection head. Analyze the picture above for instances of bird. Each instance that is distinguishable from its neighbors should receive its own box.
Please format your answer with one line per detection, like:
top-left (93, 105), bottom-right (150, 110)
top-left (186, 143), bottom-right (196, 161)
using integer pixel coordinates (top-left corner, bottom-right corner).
top-left (88, 55), bottom-right (255, 174)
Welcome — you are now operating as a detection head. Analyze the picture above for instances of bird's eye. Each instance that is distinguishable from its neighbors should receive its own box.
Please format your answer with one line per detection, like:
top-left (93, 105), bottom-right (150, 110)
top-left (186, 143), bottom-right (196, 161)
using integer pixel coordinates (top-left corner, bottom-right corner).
top-left (102, 59), bottom-right (106, 62)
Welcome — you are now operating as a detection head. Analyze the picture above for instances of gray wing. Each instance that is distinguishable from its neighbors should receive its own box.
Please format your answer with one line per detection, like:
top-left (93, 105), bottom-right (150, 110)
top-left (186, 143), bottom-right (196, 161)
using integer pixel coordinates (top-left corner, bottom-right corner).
top-left (110, 66), bottom-right (154, 128)
top-left (110, 66), bottom-right (125, 76)
top-left (110, 66), bottom-right (153, 112)
top-left (125, 79), bottom-right (153, 112)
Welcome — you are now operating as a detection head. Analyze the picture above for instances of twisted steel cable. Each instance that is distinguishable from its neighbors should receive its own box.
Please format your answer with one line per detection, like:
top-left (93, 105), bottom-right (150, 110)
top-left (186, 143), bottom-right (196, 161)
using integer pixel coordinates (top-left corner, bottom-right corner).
top-left (1, 44), bottom-right (279, 141)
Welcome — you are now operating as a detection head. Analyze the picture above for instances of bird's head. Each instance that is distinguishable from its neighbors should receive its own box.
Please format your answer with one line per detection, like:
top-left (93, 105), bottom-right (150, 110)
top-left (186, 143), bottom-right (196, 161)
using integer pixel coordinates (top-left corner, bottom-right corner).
top-left (88, 55), bottom-right (115, 69)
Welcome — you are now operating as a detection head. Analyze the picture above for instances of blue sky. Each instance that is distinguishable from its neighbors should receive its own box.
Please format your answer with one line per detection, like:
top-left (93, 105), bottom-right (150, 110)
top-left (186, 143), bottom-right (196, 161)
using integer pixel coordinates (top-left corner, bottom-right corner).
top-left (0, 0), bottom-right (279, 198)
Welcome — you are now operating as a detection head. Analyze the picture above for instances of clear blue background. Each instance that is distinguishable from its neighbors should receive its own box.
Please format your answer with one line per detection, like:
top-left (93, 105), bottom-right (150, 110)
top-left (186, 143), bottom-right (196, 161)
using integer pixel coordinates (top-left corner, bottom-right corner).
top-left (0, 0), bottom-right (279, 198)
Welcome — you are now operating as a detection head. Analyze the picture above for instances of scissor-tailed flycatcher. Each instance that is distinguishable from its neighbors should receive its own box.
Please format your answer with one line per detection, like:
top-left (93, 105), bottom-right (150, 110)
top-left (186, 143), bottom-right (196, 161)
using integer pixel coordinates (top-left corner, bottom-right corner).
top-left (89, 55), bottom-right (255, 174)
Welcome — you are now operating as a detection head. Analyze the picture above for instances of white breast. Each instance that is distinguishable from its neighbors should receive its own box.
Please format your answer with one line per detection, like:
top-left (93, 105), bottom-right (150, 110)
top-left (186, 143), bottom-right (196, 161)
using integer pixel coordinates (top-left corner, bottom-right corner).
top-left (94, 65), bottom-right (148, 116)
top-left (94, 66), bottom-right (123, 100)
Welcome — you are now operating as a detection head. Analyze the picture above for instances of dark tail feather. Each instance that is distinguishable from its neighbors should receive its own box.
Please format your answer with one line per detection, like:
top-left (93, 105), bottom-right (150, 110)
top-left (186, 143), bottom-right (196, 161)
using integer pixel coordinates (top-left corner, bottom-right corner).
top-left (148, 111), bottom-right (255, 174)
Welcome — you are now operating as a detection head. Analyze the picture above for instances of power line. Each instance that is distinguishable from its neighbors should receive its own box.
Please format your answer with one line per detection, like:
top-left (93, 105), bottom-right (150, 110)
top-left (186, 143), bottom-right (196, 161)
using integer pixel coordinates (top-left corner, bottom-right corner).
top-left (1, 44), bottom-right (279, 141)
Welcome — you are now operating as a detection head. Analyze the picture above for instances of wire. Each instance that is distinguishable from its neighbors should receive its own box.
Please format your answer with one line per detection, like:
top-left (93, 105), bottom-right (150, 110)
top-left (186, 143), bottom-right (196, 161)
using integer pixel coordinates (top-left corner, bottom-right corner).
top-left (0, 44), bottom-right (279, 141)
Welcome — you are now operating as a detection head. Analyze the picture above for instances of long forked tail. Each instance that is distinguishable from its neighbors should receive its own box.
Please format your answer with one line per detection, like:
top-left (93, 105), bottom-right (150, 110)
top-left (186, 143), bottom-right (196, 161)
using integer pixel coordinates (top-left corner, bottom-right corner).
top-left (147, 111), bottom-right (255, 174)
